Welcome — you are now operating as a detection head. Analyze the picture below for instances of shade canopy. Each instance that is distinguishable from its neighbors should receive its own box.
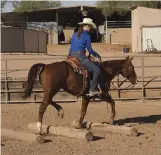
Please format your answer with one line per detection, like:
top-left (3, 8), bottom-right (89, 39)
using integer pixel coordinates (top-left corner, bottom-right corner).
top-left (1, 6), bottom-right (105, 27)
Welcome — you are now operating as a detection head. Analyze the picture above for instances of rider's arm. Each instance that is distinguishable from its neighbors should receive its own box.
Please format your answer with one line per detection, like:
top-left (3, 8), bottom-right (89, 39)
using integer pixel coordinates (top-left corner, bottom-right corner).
top-left (86, 34), bottom-right (101, 58)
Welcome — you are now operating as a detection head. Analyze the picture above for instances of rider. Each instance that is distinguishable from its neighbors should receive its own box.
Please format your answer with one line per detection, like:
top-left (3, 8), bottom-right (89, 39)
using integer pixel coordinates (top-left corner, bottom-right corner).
top-left (68, 18), bottom-right (101, 96)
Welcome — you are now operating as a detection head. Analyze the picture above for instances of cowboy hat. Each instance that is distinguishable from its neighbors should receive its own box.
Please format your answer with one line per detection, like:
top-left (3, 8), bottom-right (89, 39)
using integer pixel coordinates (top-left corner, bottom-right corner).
top-left (78, 18), bottom-right (96, 29)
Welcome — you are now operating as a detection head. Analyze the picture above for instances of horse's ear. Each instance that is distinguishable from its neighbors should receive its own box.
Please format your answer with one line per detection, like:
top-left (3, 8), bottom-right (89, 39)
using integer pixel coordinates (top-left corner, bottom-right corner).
top-left (128, 57), bottom-right (134, 62)
top-left (126, 56), bottom-right (133, 63)
top-left (126, 56), bottom-right (129, 60)
top-left (123, 56), bottom-right (134, 67)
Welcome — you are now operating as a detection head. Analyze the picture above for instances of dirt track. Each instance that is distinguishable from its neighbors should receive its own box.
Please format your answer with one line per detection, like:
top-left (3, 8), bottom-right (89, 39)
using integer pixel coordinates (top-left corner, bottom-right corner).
top-left (1, 100), bottom-right (161, 155)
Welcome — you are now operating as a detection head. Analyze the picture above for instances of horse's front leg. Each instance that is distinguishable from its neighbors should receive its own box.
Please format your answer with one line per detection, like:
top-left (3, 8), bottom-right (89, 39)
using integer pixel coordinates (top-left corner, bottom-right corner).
top-left (102, 93), bottom-right (116, 125)
top-left (75, 97), bottom-right (90, 129)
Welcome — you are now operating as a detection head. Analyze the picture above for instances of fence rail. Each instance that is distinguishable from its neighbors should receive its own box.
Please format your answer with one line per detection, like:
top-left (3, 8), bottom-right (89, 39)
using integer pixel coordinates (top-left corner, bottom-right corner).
top-left (105, 21), bottom-right (131, 28)
top-left (1, 54), bottom-right (161, 103)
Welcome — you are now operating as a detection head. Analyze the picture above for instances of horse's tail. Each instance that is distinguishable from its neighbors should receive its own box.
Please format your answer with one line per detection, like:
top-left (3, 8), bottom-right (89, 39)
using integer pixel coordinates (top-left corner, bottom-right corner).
top-left (23, 63), bottom-right (45, 99)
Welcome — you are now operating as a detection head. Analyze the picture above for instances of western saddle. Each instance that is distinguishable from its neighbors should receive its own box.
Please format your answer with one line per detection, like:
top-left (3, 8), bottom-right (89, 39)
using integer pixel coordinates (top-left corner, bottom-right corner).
top-left (65, 56), bottom-right (88, 78)
top-left (64, 56), bottom-right (103, 97)
top-left (64, 56), bottom-right (89, 97)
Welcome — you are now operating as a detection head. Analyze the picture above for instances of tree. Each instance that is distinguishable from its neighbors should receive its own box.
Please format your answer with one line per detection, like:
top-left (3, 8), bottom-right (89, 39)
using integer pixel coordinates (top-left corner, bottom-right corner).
top-left (139, 1), bottom-right (161, 9)
top-left (11, 1), bottom-right (61, 12)
top-left (1, 0), bottom-right (7, 9)
top-left (96, 1), bottom-right (118, 17)
top-left (96, 1), bottom-right (161, 17)
top-left (1, 0), bottom-right (8, 13)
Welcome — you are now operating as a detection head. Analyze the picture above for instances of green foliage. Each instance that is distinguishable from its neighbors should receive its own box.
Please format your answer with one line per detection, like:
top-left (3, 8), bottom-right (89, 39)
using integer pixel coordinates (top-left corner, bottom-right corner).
top-left (96, 1), bottom-right (161, 17)
top-left (138, 1), bottom-right (161, 9)
top-left (11, 1), bottom-right (61, 12)
top-left (96, 1), bottom-right (117, 17)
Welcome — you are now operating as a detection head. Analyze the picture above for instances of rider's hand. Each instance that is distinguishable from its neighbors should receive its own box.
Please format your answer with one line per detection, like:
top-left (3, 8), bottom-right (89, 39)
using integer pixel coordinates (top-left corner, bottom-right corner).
top-left (95, 57), bottom-right (101, 63)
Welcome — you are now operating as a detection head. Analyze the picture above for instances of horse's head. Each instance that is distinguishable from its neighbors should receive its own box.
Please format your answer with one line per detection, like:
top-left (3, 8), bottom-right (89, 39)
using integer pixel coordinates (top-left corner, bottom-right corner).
top-left (120, 56), bottom-right (138, 85)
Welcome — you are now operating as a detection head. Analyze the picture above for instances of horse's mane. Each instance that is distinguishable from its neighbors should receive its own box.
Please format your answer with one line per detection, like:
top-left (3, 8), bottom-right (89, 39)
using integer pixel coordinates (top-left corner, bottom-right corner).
top-left (103, 59), bottom-right (126, 68)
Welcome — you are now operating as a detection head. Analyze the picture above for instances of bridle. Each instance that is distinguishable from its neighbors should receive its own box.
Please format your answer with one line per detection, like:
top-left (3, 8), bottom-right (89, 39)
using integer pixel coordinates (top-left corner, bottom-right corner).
top-left (102, 61), bottom-right (136, 91)
top-left (110, 79), bottom-right (135, 92)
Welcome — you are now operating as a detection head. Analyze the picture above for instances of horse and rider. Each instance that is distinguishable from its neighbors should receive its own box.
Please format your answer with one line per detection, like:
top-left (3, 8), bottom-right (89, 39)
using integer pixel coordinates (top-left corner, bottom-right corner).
top-left (69, 18), bottom-right (102, 97)
top-left (23, 18), bottom-right (138, 134)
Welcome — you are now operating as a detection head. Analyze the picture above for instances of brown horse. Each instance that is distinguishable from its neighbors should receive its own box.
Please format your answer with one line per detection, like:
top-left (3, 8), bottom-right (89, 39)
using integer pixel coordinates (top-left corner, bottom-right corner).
top-left (23, 56), bottom-right (137, 134)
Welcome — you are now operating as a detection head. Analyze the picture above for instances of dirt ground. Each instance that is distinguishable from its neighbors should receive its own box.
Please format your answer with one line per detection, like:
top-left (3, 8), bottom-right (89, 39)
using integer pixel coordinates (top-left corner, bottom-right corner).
top-left (1, 100), bottom-right (161, 155)
top-left (1, 43), bottom-right (161, 154)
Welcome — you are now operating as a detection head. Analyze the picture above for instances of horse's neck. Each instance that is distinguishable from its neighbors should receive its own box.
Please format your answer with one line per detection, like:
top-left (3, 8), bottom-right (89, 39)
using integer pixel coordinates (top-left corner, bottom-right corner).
top-left (108, 67), bottom-right (121, 81)
top-left (103, 60), bottom-right (123, 81)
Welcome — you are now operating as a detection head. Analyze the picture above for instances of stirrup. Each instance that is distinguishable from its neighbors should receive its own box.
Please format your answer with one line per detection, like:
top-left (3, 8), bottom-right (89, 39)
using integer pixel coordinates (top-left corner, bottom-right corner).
top-left (87, 91), bottom-right (100, 97)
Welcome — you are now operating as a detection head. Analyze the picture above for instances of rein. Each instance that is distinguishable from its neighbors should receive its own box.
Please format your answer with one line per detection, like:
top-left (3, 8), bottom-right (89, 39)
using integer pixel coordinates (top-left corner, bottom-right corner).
top-left (111, 79), bottom-right (135, 92)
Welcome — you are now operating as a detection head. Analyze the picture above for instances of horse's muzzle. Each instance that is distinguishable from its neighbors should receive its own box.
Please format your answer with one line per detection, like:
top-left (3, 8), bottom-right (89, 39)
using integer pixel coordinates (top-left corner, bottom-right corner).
top-left (133, 79), bottom-right (138, 85)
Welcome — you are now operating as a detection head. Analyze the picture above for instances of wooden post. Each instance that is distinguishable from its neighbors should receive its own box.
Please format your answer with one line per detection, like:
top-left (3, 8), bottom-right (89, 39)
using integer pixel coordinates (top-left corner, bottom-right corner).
top-left (28, 123), bottom-right (93, 142)
top-left (1, 128), bottom-right (45, 144)
top-left (72, 121), bottom-right (138, 137)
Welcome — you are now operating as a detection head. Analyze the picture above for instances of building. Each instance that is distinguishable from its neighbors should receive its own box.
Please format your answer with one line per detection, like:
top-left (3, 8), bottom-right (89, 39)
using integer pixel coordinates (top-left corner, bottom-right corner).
top-left (1, 5), bottom-right (132, 53)
top-left (132, 6), bottom-right (161, 52)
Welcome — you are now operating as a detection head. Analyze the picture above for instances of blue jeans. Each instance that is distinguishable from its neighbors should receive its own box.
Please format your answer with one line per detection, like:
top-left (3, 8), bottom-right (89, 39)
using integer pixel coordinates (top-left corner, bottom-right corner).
top-left (70, 52), bottom-right (101, 92)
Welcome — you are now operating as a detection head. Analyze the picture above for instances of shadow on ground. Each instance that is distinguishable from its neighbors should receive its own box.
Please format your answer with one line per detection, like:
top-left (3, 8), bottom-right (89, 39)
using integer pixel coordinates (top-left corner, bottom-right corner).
top-left (115, 114), bottom-right (161, 125)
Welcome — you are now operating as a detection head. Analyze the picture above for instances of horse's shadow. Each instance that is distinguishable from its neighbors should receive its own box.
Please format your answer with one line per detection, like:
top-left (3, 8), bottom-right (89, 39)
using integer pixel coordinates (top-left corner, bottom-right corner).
top-left (115, 114), bottom-right (161, 125)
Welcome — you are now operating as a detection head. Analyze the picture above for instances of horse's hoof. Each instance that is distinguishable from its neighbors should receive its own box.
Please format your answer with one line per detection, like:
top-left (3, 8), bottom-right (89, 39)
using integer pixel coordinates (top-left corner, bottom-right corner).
top-left (75, 123), bottom-right (83, 129)
top-left (75, 124), bottom-right (83, 129)
top-left (101, 119), bottom-right (114, 125)
top-left (108, 119), bottom-right (114, 125)
top-left (58, 109), bottom-right (64, 119)
top-left (72, 120), bottom-right (83, 129)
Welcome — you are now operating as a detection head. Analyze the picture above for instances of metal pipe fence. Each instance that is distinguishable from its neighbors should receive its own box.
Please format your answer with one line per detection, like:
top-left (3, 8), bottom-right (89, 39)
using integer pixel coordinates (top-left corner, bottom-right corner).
top-left (1, 54), bottom-right (161, 104)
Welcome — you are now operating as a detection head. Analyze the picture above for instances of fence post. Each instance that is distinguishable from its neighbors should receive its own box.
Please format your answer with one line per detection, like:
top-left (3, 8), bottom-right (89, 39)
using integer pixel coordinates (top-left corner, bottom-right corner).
top-left (117, 75), bottom-right (120, 98)
top-left (5, 60), bottom-right (8, 104)
top-left (105, 21), bottom-right (108, 43)
top-left (38, 31), bottom-right (39, 54)
top-left (141, 56), bottom-right (145, 100)
top-left (23, 24), bottom-right (25, 55)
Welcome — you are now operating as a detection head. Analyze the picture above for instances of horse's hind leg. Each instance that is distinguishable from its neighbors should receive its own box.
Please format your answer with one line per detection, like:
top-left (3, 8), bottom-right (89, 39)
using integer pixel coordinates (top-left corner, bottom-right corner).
top-left (102, 93), bottom-right (116, 125)
top-left (37, 92), bottom-right (53, 134)
top-left (75, 97), bottom-right (90, 129)
top-left (50, 101), bottom-right (64, 118)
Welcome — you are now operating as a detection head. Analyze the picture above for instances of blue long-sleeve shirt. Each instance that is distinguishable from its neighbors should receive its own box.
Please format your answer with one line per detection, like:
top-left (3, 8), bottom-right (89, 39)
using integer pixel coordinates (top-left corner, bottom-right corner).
top-left (69, 30), bottom-right (100, 58)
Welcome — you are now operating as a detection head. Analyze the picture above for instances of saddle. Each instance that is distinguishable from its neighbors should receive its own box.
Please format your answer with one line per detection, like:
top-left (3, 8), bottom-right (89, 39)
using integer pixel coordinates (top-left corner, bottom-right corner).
top-left (64, 56), bottom-right (102, 97)
top-left (65, 56), bottom-right (88, 78)
top-left (64, 57), bottom-right (91, 97)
